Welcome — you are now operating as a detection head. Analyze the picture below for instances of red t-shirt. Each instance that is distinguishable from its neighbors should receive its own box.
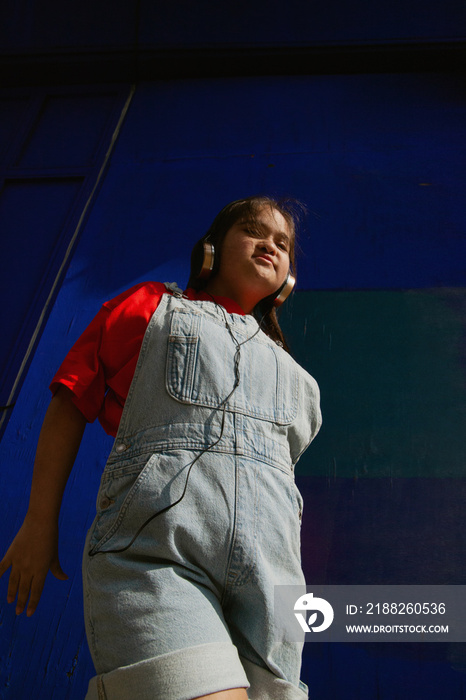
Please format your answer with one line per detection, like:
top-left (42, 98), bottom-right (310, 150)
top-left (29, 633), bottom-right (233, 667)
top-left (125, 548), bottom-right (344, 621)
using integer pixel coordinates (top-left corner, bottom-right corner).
top-left (50, 282), bottom-right (245, 437)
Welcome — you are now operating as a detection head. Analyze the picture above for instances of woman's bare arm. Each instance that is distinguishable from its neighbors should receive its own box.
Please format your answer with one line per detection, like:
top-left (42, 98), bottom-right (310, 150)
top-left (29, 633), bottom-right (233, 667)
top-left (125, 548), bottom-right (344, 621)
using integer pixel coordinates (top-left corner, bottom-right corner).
top-left (0, 386), bottom-right (86, 616)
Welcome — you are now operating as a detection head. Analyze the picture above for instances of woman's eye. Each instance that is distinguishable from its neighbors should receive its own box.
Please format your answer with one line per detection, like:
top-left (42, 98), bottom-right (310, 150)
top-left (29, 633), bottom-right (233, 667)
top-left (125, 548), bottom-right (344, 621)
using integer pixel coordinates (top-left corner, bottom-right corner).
top-left (242, 225), bottom-right (289, 251)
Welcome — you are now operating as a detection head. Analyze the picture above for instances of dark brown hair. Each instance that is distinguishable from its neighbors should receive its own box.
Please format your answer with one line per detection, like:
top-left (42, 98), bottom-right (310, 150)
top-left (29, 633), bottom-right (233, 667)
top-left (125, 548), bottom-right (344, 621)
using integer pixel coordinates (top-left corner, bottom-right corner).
top-left (187, 195), bottom-right (305, 351)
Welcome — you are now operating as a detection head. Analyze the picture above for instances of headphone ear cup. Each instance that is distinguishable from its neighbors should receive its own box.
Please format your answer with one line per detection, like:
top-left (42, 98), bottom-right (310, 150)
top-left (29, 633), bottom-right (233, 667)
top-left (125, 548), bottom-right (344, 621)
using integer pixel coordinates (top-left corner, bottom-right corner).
top-left (198, 241), bottom-right (215, 280)
top-left (273, 273), bottom-right (296, 307)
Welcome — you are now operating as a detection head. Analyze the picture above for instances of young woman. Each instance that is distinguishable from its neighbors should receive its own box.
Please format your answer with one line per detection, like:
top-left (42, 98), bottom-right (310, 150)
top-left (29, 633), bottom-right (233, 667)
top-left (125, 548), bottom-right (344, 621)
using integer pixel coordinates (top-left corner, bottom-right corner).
top-left (0, 196), bottom-right (321, 700)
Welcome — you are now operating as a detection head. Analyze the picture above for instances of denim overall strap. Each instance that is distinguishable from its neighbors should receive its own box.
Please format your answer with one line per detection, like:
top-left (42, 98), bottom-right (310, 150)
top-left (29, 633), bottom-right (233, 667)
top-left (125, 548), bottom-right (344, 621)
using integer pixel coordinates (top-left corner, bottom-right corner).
top-left (106, 292), bottom-right (321, 472)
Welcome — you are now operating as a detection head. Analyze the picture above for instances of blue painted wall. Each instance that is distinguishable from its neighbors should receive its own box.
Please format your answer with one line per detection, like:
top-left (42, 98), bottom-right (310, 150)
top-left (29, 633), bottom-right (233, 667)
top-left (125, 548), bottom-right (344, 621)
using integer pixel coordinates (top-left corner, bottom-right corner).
top-left (1, 73), bottom-right (466, 698)
top-left (1, 0), bottom-right (465, 50)
top-left (0, 86), bottom-right (130, 431)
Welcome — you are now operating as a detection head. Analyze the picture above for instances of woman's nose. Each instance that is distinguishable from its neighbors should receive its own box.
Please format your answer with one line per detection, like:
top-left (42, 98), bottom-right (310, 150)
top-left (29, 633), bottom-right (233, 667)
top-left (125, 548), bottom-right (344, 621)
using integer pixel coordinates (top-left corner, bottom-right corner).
top-left (260, 238), bottom-right (277, 254)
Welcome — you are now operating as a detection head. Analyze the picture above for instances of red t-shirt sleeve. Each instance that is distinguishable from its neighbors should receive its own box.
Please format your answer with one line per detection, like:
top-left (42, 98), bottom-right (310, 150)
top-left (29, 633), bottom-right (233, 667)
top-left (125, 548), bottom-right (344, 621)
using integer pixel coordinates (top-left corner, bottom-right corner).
top-left (50, 306), bottom-right (108, 423)
top-left (50, 281), bottom-right (167, 430)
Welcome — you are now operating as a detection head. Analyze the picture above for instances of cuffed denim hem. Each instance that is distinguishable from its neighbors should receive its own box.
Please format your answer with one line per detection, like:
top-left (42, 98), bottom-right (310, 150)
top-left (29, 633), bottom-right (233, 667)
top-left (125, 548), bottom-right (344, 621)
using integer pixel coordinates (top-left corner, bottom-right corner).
top-left (84, 641), bottom-right (249, 700)
top-left (241, 656), bottom-right (309, 700)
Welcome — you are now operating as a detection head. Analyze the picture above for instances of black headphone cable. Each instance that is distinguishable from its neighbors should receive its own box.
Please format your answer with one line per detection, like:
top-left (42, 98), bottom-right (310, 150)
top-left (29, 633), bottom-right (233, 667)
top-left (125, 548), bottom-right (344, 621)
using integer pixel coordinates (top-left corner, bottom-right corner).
top-left (89, 299), bottom-right (264, 557)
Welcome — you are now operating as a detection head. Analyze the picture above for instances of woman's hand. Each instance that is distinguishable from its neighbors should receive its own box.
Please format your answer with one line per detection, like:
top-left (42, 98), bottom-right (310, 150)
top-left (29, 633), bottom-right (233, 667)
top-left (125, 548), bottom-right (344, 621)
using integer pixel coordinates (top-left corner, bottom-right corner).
top-left (0, 386), bottom-right (86, 616)
top-left (0, 514), bottom-right (68, 616)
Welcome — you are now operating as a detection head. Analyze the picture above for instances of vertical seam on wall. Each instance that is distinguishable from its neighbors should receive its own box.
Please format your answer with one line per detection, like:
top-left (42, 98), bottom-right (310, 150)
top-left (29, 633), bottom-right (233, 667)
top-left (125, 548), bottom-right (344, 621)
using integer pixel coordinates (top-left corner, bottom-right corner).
top-left (0, 84), bottom-right (136, 436)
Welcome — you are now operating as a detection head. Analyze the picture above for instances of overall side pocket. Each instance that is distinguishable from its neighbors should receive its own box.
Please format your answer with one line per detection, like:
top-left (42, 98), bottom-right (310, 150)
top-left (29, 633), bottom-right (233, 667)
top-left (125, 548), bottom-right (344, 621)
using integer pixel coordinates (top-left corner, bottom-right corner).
top-left (88, 453), bottom-right (160, 555)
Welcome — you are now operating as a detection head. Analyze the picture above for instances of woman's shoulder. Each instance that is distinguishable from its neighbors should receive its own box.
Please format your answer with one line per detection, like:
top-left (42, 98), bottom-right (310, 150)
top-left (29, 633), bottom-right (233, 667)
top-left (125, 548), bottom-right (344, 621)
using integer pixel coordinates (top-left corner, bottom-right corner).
top-left (102, 281), bottom-right (168, 313)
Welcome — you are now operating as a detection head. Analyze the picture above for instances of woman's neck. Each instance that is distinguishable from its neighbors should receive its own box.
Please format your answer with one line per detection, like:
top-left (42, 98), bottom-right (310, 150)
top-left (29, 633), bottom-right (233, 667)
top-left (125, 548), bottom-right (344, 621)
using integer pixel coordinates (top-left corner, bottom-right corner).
top-left (202, 279), bottom-right (260, 314)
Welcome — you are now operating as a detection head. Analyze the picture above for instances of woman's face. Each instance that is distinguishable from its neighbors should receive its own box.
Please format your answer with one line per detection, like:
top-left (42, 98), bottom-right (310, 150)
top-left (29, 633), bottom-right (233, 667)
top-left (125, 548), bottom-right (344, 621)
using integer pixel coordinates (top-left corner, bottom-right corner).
top-left (205, 206), bottom-right (292, 312)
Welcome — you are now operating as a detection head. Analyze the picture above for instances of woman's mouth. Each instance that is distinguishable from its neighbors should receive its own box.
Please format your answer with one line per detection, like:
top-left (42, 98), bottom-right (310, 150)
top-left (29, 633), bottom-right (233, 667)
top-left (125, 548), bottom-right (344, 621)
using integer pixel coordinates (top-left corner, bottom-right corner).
top-left (254, 254), bottom-right (274, 266)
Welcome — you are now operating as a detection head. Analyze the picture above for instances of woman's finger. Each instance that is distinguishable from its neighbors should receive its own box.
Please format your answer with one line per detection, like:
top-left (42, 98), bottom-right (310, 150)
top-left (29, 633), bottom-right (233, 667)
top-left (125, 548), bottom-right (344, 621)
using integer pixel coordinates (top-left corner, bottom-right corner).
top-left (26, 575), bottom-right (47, 617)
top-left (15, 572), bottom-right (33, 615)
top-left (50, 558), bottom-right (68, 581)
top-left (6, 565), bottom-right (19, 605)
top-left (0, 556), bottom-right (11, 580)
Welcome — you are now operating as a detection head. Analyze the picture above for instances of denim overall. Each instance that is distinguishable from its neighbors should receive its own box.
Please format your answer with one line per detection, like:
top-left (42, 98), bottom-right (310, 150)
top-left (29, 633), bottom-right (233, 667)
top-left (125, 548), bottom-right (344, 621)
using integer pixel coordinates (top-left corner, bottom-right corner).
top-left (83, 287), bottom-right (322, 700)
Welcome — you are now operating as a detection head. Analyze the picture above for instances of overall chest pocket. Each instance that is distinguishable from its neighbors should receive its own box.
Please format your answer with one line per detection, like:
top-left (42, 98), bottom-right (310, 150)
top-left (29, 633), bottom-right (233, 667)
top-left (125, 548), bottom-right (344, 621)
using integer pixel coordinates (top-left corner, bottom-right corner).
top-left (166, 308), bottom-right (298, 425)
